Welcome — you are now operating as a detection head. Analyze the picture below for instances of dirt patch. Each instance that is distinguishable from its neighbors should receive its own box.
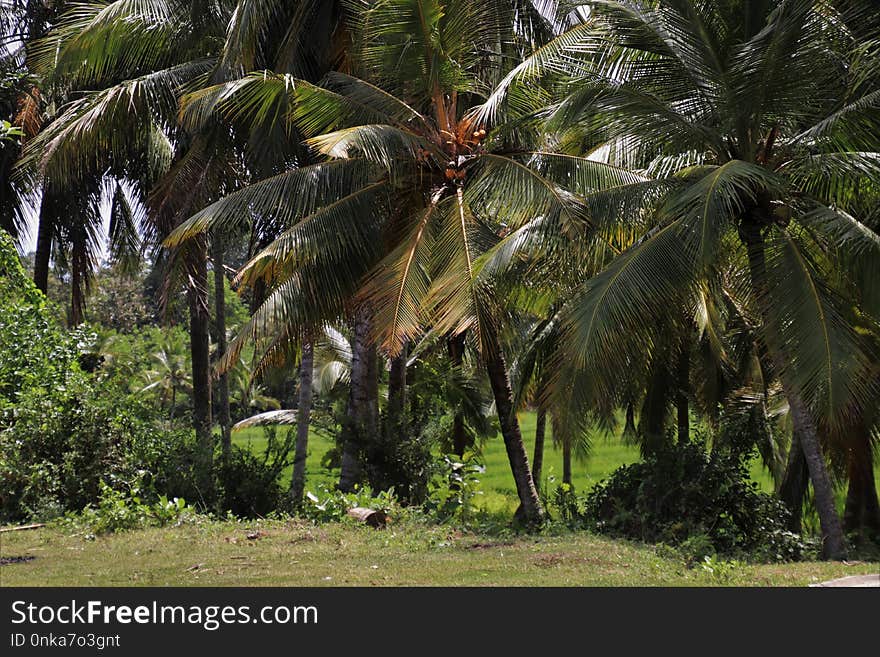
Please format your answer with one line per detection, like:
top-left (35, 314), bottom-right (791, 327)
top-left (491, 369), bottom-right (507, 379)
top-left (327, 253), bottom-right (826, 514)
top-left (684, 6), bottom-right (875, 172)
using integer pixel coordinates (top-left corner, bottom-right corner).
top-left (533, 553), bottom-right (618, 568)
top-left (463, 540), bottom-right (516, 551)
top-left (0, 556), bottom-right (35, 566)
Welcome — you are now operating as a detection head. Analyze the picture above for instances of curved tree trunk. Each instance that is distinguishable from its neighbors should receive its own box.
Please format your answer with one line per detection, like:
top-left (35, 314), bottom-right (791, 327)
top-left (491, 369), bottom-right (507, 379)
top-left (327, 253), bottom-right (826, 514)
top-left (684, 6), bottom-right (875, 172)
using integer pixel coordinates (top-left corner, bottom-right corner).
top-left (188, 237), bottom-right (214, 507)
top-left (743, 225), bottom-right (846, 559)
top-left (290, 340), bottom-right (314, 507)
top-left (212, 236), bottom-right (231, 461)
top-left (532, 407), bottom-right (546, 494)
top-left (484, 338), bottom-right (544, 524)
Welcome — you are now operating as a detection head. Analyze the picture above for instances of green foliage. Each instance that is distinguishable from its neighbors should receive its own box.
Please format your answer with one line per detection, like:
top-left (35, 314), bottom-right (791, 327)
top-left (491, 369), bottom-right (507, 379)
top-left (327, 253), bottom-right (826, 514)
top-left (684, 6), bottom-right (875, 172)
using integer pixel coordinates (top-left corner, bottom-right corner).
top-left (363, 424), bottom-right (435, 506)
top-left (423, 455), bottom-right (485, 523)
top-left (0, 232), bottom-right (200, 521)
top-left (580, 439), bottom-right (809, 562)
top-left (216, 428), bottom-right (294, 517)
top-left (0, 120), bottom-right (24, 145)
top-left (86, 266), bottom-right (153, 331)
top-left (64, 482), bottom-right (197, 535)
top-left (550, 482), bottom-right (582, 525)
top-left (299, 484), bottom-right (399, 524)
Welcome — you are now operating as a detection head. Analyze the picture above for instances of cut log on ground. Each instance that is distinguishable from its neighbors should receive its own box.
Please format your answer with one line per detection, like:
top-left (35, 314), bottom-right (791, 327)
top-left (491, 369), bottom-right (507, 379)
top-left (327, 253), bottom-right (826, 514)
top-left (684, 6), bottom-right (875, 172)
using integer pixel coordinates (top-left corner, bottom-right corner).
top-left (0, 523), bottom-right (45, 533)
top-left (347, 507), bottom-right (390, 528)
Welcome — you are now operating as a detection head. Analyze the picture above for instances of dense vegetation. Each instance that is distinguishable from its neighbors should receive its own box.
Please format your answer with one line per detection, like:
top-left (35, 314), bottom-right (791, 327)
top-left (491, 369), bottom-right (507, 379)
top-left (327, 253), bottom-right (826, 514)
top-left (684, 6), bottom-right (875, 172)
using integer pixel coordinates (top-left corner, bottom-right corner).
top-left (1, 0), bottom-right (878, 566)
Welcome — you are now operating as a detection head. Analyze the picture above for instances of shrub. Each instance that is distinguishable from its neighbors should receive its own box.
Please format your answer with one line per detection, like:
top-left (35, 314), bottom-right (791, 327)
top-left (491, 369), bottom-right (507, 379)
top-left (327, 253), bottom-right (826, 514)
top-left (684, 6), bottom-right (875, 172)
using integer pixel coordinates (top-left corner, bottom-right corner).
top-left (0, 232), bottom-right (199, 521)
top-left (217, 426), bottom-right (294, 517)
top-left (423, 455), bottom-right (484, 522)
top-left (580, 439), bottom-right (808, 561)
top-left (299, 484), bottom-right (399, 524)
top-left (65, 482), bottom-right (197, 535)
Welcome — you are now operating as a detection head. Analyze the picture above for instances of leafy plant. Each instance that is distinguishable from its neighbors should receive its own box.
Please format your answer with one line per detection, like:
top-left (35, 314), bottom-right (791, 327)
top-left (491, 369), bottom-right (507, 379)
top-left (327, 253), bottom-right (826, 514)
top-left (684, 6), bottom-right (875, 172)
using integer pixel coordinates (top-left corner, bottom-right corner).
top-left (69, 482), bottom-right (196, 535)
top-left (299, 484), bottom-right (399, 524)
top-left (580, 438), bottom-right (808, 562)
top-left (424, 455), bottom-right (485, 523)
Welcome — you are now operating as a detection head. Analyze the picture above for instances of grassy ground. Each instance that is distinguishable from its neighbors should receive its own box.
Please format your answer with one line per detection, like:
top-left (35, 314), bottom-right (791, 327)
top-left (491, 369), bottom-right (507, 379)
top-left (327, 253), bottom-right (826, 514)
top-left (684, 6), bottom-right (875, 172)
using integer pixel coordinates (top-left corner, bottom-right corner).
top-left (232, 411), bottom-right (807, 512)
top-left (2, 519), bottom-right (877, 587)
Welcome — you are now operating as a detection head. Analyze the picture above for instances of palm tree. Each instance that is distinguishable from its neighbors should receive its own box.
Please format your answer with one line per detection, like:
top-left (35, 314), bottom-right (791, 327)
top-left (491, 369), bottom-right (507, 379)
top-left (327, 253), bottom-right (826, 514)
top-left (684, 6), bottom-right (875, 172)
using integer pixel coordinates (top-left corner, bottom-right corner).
top-left (514, 0), bottom-right (880, 557)
top-left (167, 0), bottom-right (645, 522)
top-left (21, 0), bottom-right (254, 502)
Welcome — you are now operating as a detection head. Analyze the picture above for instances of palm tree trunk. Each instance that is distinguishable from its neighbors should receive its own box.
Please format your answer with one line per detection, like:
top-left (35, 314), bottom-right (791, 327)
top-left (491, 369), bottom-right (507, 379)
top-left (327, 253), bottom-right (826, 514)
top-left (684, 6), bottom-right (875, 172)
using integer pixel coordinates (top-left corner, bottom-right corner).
top-left (33, 196), bottom-right (52, 294)
top-left (779, 430), bottom-right (809, 533)
top-left (212, 236), bottom-right (231, 460)
top-left (483, 339), bottom-right (544, 524)
top-left (562, 435), bottom-right (572, 486)
top-left (68, 222), bottom-right (90, 327)
top-left (640, 349), bottom-right (671, 456)
top-left (339, 305), bottom-right (374, 492)
top-left (844, 431), bottom-right (880, 539)
top-left (187, 238), bottom-right (214, 506)
top-left (290, 340), bottom-right (314, 507)
top-left (448, 333), bottom-right (468, 457)
top-left (69, 256), bottom-right (83, 326)
top-left (743, 224), bottom-right (846, 559)
top-left (532, 407), bottom-right (546, 494)
top-left (387, 343), bottom-right (408, 432)
top-left (675, 330), bottom-right (690, 444)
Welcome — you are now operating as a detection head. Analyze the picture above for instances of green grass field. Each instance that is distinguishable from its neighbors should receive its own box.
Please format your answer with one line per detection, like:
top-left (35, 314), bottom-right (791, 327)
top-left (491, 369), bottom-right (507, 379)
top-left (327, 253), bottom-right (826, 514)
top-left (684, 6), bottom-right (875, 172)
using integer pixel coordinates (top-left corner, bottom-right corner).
top-left (2, 519), bottom-right (877, 587)
top-left (232, 411), bottom-right (780, 508)
top-left (233, 410), bottom-right (877, 524)
top-left (3, 413), bottom-right (877, 588)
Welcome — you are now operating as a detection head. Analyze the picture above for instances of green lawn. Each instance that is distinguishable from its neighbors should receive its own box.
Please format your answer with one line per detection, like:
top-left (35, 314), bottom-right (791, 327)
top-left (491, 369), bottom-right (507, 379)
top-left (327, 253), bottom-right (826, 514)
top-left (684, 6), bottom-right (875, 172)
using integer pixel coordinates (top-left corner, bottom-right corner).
top-left (232, 411), bottom-right (646, 513)
top-left (2, 519), bottom-right (877, 587)
top-left (234, 410), bottom-right (876, 522)
top-left (232, 411), bottom-right (775, 510)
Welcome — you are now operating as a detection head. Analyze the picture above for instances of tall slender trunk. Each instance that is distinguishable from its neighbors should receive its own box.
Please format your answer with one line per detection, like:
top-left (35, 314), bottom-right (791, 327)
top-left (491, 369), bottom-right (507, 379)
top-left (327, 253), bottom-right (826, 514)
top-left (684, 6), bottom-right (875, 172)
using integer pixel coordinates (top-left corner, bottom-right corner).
top-left (290, 340), bottom-right (314, 507)
top-left (779, 430), bottom-right (809, 533)
top-left (68, 222), bottom-right (89, 327)
top-left (844, 431), bottom-right (880, 539)
top-left (532, 407), bottom-right (547, 494)
top-left (623, 400), bottom-right (637, 439)
top-left (562, 435), bottom-right (572, 486)
top-left (640, 348), bottom-right (671, 456)
top-left (69, 260), bottom-right (83, 326)
top-left (212, 237), bottom-right (231, 460)
top-left (743, 223), bottom-right (846, 559)
top-left (339, 306), bottom-right (375, 492)
top-left (675, 330), bottom-right (690, 444)
top-left (33, 196), bottom-right (53, 294)
top-left (188, 238), bottom-right (214, 506)
top-left (387, 343), bottom-right (408, 431)
top-left (448, 333), bottom-right (468, 457)
top-left (483, 338), bottom-right (543, 524)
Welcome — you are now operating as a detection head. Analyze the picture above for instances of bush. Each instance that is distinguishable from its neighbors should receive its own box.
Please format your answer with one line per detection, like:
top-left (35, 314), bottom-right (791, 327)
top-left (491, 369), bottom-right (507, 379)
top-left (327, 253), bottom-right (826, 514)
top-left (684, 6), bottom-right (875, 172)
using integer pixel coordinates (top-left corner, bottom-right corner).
top-left (580, 439), bottom-right (808, 561)
top-left (363, 424), bottom-right (435, 506)
top-left (65, 482), bottom-right (197, 535)
top-left (0, 232), bottom-right (199, 521)
top-left (299, 484), bottom-right (399, 524)
top-left (217, 426), bottom-right (295, 517)
top-left (423, 455), bottom-right (484, 522)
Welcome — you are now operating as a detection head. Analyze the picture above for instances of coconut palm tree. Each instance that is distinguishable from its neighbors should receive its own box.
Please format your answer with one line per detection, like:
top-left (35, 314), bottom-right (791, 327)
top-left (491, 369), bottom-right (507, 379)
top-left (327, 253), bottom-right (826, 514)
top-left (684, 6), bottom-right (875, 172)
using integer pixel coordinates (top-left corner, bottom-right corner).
top-left (167, 0), bottom-right (646, 522)
top-left (506, 0), bottom-right (880, 557)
